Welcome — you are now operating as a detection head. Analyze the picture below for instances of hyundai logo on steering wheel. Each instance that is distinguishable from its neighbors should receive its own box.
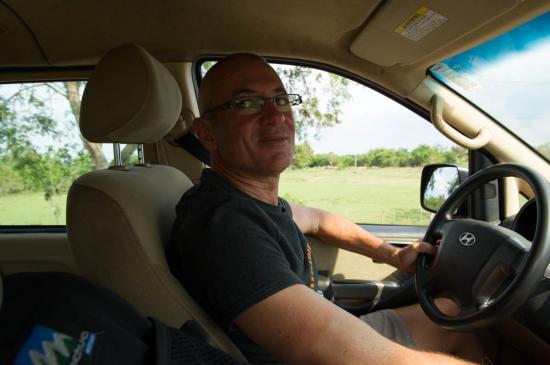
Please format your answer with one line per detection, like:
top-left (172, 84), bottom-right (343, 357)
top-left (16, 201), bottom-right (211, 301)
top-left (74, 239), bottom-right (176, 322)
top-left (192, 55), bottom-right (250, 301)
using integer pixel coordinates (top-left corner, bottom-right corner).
top-left (458, 232), bottom-right (476, 246)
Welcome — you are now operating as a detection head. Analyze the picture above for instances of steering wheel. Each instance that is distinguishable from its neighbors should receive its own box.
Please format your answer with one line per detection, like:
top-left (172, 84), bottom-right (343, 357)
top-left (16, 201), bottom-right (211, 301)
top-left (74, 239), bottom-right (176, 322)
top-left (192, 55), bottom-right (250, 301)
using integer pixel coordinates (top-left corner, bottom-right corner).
top-left (416, 163), bottom-right (550, 330)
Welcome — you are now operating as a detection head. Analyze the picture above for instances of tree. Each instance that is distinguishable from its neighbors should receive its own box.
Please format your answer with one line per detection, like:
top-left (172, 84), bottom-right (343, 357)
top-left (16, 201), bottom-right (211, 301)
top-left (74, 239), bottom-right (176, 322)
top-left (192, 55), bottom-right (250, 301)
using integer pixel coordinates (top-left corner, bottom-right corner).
top-left (0, 91), bottom-right (93, 221)
top-left (13, 146), bottom-right (92, 223)
top-left (292, 142), bottom-right (314, 168)
top-left (537, 142), bottom-right (550, 160)
top-left (274, 65), bottom-right (351, 141)
top-left (63, 82), bottom-right (108, 169)
top-left (410, 145), bottom-right (436, 166)
top-left (0, 155), bottom-right (25, 195)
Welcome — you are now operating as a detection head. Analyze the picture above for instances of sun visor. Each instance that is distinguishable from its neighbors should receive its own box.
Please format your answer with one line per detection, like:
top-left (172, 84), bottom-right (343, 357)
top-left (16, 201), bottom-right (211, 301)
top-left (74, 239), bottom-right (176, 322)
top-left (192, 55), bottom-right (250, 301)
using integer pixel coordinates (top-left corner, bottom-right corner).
top-left (350, 0), bottom-right (520, 66)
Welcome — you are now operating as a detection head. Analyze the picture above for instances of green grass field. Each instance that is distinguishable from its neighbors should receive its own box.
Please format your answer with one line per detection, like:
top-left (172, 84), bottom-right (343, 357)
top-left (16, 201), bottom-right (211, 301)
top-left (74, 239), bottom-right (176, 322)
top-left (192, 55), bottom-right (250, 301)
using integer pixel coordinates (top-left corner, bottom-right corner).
top-left (0, 167), bottom-right (432, 226)
top-left (280, 167), bottom-right (431, 225)
top-left (0, 191), bottom-right (66, 225)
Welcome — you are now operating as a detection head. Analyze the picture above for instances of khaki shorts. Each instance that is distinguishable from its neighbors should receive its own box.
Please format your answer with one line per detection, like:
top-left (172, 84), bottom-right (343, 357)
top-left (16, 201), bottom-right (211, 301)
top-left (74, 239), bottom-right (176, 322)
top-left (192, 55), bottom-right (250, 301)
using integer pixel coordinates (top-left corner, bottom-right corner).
top-left (360, 309), bottom-right (416, 348)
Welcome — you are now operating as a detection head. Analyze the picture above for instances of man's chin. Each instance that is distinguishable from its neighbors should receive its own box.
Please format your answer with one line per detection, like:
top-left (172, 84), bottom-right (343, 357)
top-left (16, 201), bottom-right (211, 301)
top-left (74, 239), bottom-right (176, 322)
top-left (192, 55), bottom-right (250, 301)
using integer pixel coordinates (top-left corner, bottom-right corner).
top-left (261, 156), bottom-right (293, 176)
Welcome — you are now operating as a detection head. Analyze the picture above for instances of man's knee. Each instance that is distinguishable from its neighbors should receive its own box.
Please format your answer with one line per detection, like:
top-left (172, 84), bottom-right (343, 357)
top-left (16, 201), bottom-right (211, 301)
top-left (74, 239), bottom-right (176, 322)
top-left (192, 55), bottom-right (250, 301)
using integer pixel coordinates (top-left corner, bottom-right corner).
top-left (434, 297), bottom-right (460, 317)
top-left (360, 309), bottom-right (417, 348)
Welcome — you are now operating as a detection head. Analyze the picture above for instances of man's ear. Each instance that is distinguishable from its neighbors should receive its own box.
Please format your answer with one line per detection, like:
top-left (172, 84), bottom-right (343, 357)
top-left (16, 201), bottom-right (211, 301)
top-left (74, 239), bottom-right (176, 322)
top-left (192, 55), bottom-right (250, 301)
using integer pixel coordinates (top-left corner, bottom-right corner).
top-left (192, 117), bottom-right (217, 151)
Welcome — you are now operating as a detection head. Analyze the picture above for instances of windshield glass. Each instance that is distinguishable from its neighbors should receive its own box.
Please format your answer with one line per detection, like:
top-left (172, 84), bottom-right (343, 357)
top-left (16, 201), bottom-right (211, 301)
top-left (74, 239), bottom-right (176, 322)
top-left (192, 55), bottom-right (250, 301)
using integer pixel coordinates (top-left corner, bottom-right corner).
top-left (429, 11), bottom-right (550, 160)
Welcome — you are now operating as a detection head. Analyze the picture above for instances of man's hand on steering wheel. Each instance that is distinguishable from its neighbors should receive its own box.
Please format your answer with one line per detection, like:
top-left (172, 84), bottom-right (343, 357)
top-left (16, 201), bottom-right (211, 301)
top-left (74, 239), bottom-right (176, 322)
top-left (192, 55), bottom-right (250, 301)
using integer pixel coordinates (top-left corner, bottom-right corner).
top-left (391, 240), bottom-right (436, 272)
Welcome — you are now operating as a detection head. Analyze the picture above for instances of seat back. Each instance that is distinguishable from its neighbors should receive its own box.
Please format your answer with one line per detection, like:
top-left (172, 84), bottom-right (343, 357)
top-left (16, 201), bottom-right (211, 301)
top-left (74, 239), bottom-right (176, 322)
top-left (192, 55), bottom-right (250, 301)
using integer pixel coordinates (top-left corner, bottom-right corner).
top-left (67, 44), bottom-right (244, 359)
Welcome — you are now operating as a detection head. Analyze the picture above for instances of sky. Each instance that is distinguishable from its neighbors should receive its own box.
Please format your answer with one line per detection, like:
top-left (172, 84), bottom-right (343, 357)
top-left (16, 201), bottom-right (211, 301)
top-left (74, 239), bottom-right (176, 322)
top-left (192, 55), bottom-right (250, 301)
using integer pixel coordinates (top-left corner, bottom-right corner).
top-left (448, 41), bottom-right (550, 148)
top-left (432, 12), bottom-right (550, 150)
top-left (299, 83), bottom-right (454, 155)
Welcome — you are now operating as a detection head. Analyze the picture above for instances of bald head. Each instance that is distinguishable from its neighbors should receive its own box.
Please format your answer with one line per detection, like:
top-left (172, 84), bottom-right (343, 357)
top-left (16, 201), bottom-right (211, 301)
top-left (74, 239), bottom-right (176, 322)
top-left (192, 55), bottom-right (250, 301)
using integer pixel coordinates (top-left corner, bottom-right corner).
top-left (198, 53), bottom-right (279, 116)
top-left (192, 52), bottom-right (296, 183)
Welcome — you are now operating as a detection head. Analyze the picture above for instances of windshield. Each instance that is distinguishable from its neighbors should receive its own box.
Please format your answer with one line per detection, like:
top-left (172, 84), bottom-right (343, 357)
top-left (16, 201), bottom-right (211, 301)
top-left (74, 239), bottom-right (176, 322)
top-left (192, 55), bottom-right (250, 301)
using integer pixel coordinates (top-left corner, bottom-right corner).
top-left (429, 11), bottom-right (550, 160)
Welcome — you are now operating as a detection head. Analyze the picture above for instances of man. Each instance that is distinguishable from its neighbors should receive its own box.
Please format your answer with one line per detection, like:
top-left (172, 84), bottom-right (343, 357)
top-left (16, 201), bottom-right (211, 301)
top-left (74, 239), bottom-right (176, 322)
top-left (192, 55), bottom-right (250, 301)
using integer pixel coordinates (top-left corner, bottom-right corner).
top-left (168, 53), bottom-right (487, 364)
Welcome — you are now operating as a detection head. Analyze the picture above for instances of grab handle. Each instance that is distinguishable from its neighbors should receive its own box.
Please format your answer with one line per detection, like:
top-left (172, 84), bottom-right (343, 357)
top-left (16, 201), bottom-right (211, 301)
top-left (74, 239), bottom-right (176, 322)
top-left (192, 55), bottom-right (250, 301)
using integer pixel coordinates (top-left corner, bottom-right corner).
top-left (431, 94), bottom-right (490, 150)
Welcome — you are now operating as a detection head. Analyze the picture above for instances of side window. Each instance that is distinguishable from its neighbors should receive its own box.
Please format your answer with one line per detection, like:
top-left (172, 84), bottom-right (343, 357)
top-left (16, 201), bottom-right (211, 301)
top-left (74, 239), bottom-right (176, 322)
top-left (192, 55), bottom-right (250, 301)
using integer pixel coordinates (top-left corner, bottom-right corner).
top-left (272, 65), bottom-right (467, 226)
top-left (0, 81), bottom-right (138, 226)
top-left (197, 61), bottom-right (467, 225)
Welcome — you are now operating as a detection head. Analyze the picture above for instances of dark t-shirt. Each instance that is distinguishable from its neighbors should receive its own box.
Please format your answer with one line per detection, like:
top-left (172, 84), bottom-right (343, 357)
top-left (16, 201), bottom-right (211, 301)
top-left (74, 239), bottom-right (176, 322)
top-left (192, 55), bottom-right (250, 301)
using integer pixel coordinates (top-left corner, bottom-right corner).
top-left (167, 169), bottom-right (318, 364)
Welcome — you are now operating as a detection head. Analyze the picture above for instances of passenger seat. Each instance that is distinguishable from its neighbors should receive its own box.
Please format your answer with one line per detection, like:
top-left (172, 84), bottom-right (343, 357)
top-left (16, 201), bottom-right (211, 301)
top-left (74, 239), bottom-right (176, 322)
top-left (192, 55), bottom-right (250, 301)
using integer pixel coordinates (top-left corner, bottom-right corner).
top-left (66, 44), bottom-right (245, 360)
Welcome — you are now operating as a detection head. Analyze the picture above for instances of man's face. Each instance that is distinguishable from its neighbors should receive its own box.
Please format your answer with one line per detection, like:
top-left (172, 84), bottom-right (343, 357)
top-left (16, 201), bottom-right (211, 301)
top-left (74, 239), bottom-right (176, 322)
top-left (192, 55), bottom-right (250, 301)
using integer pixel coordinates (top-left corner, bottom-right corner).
top-left (199, 58), bottom-right (296, 178)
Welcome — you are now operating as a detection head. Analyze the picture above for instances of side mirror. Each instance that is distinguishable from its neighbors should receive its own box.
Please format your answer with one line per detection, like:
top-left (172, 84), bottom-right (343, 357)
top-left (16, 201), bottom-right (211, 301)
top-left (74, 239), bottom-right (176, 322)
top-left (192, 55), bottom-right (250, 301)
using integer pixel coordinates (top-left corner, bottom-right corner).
top-left (420, 164), bottom-right (468, 213)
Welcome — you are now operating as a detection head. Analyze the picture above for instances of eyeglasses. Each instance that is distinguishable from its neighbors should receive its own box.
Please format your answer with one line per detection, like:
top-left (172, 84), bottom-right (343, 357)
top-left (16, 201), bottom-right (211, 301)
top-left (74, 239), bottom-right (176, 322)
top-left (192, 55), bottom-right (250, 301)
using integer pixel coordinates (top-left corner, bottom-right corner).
top-left (202, 93), bottom-right (302, 116)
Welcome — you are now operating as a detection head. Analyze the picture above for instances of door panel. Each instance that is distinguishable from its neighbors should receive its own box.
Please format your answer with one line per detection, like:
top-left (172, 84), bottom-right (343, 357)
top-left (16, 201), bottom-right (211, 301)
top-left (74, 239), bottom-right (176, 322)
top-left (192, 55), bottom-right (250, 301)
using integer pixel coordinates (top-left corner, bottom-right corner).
top-left (310, 224), bottom-right (426, 280)
top-left (0, 233), bottom-right (76, 274)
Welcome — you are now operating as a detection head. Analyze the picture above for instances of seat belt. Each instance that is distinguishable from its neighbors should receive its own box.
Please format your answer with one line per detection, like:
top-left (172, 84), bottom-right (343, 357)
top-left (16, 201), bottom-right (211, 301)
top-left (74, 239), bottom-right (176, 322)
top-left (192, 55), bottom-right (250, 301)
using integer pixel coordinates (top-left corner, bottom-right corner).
top-left (174, 133), bottom-right (211, 165)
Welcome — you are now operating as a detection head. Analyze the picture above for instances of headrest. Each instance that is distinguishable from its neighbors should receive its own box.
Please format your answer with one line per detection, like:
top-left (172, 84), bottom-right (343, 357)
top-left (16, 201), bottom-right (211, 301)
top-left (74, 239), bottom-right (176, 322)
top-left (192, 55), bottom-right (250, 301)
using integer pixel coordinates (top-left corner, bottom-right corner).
top-left (80, 44), bottom-right (182, 143)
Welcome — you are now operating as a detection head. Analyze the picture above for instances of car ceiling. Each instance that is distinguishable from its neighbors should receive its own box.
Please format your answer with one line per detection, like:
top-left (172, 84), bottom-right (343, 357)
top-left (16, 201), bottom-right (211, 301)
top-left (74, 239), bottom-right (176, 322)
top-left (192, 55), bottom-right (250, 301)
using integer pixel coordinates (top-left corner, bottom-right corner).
top-left (1, 0), bottom-right (550, 96)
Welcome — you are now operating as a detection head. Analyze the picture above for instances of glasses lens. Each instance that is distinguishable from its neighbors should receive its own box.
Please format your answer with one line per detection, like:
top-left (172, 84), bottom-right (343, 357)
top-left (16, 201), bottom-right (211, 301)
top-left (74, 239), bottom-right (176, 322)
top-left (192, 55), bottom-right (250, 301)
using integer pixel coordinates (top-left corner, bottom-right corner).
top-left (274, 95), bottom-right (291, 107)
top-left (234, 97), bottom-right (260, 110)
top-left (231, 94), bottom-right (301, 115)
top-left (274, 94), bottom-right (301, 110)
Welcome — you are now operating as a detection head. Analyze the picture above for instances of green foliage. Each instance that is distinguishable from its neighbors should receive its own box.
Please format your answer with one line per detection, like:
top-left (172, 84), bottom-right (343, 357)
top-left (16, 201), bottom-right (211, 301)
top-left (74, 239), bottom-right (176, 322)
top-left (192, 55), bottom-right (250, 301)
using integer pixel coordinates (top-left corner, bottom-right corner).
top-left (281, 193), bottom-right (304, 206)
top-left (1, 88), bottom-right (59, 148)
top-left (274, 65), bottom-right (351, 140)
top-left (16, 148), bottom-right (91, 195)
top-left (0, 156), bottom-right (26, 195)
top-left (424, 196), bottom-right (446, 211)
top-left (10, 147), bottom-right (93, 223)
top-left (537, 142), bottom-right (550, 160)
top-left (292, 145), bottom-right (467, 169)
top-left (1, 83), bottom-right (98, 222)
top-left (336, 155), bottom-right (354, 169)
top-left (292, 142), bottom-right (314, 168)
top-left (0, 98), bottom-right (18, 153)
top-left (201, 61), bottom-right (216, 77)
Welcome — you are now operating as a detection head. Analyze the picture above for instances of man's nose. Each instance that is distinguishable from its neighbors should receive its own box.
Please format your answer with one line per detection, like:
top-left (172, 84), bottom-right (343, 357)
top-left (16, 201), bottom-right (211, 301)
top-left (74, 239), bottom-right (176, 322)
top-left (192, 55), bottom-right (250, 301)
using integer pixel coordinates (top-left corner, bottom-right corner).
top-left (260, 99), bottom-right (286, 123)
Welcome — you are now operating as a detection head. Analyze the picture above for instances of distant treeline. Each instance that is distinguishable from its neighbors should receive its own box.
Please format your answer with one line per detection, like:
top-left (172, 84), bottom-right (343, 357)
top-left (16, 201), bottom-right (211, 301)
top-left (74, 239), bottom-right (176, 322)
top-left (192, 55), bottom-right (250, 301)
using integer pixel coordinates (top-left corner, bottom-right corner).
top-left (292, 143), bottom-right (468, 169)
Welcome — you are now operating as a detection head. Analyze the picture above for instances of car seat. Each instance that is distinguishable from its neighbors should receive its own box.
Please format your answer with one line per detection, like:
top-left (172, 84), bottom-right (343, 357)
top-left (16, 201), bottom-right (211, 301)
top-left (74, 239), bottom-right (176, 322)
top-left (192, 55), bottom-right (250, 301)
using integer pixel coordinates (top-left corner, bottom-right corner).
top-left (66, 44), bottom-right (245, 360)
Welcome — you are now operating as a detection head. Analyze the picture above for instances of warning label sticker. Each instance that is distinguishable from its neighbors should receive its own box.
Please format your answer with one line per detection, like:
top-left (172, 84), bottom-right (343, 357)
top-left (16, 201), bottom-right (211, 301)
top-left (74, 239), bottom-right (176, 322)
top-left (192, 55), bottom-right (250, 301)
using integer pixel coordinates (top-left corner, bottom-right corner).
top-left (395, 6), bottom-right (448, 42)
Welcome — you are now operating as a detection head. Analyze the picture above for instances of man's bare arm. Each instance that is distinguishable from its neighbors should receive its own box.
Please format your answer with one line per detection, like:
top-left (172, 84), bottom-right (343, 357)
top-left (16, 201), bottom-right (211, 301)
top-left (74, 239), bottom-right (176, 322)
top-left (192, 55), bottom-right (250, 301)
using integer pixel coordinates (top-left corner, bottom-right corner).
top-left (234, 284), bottom-right (475, 365)
top-left (289, 203), bottom-right (434, 272)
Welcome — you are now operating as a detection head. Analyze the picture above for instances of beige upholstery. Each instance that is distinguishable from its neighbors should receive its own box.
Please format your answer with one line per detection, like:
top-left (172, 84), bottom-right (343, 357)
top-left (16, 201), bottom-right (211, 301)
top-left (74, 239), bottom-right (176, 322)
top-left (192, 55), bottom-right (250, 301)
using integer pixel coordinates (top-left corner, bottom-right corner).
top-left (80, 44), bottom-right (181, 143)
top-left (67, 44), bottom-right (245, 359)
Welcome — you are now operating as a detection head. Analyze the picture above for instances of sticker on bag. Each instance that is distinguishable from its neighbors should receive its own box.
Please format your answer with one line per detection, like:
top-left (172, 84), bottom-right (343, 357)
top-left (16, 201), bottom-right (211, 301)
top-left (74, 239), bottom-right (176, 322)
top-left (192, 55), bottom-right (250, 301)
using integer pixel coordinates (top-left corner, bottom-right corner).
top-left (13, 324), bottom-right (96, 365)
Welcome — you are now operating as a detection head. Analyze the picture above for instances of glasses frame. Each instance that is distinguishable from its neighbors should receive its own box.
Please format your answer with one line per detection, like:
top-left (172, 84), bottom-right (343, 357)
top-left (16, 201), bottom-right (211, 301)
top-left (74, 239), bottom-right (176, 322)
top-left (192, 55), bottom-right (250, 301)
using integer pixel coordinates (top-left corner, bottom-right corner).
top-left (201, 93), bottom-right (302, 117)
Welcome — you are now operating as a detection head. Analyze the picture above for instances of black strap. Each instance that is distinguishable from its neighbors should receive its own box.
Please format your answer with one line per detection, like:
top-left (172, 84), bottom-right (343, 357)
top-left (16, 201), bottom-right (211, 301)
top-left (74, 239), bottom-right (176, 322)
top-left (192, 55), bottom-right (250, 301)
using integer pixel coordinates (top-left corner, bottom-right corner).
top-left (174, 133), bottom-right (211, 165)
top-left (152, 319), bottom-right (247, 365)
top-left (0, 270), bottom-right (3, 313)
top-left (180, 319), bottom-right (212, 344)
